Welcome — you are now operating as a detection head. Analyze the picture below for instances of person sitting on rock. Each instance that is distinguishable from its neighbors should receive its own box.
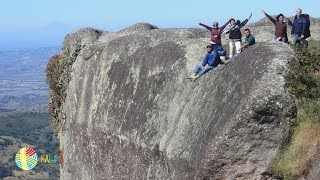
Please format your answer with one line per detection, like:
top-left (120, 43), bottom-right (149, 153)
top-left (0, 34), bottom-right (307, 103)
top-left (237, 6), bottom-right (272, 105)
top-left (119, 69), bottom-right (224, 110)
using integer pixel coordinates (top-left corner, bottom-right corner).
top-left (198, 19), bottom-right (231, 49)
top-left (241, 28), bottom-right (255, 50)
top-left (222, 28), bottom-right (255, 65)
top-left (189, 45), bottom-right (221, 81)
top-left (226, 13), bottom-right (252, 58)
top-left (262, 10), bottom-right (288, 43)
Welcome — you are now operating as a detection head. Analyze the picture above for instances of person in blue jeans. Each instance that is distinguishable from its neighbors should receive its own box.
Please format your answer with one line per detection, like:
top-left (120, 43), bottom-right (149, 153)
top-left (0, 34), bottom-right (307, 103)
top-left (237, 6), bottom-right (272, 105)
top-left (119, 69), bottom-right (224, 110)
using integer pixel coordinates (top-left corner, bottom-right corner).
top-left (189, 45), bottom-right (221, 81)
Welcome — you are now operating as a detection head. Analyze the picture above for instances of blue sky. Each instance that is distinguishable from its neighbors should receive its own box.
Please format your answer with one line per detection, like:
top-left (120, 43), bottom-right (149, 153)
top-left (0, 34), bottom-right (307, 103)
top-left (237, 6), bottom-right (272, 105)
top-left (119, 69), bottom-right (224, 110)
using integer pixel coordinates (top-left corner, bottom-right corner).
top-left (0, 0), bottom-right (319, 48)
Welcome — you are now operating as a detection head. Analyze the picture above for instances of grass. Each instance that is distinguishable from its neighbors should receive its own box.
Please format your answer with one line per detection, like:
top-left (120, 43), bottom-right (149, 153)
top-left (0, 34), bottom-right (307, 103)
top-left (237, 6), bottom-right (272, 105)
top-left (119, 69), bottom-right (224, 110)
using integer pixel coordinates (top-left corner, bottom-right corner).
top-left (269, 40), bottom-right (320, 179)
top-left (269, 100), bottom-right (320, 179)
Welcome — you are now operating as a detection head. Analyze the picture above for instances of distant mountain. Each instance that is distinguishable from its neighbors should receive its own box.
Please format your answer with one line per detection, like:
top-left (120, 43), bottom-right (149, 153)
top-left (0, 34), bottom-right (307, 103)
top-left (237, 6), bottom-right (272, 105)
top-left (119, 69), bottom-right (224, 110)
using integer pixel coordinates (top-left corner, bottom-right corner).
top-left (0, 46), bottom-right (60, 112)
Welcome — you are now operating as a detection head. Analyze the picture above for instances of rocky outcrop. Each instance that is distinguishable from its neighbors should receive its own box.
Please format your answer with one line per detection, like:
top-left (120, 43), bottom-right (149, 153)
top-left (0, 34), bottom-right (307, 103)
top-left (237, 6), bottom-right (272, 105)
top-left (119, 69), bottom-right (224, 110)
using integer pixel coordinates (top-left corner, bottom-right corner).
top-left (50, 23), bottom-right (298, 179)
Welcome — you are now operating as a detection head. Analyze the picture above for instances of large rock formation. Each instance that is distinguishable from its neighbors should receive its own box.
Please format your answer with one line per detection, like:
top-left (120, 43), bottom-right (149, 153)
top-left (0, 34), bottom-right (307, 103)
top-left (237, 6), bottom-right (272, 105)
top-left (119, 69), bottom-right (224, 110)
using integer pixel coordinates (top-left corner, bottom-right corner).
top-left (50, 23), bottom-right (299, 179)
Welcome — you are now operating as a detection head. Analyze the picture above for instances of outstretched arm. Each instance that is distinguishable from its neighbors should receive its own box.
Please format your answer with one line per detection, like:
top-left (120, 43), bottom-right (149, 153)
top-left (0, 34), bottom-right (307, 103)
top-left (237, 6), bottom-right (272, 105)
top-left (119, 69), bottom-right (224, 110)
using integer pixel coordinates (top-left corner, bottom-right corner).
top-left (219, 19), bottom-right (231, 31)
top-left (198, 23), bottom-right (213, 31)
top-left (241, 42), bottom-right (249, 49)
top-left (239, 19), bottom-right (249, 28)
top-left (262, 10), bottom-right (276, 24)
top-left (248, 12), bottom-right (252, 19)
top-left (222, 24), bottom-right (231, 34)
top-left (239, 12), bottom-right (252, 28)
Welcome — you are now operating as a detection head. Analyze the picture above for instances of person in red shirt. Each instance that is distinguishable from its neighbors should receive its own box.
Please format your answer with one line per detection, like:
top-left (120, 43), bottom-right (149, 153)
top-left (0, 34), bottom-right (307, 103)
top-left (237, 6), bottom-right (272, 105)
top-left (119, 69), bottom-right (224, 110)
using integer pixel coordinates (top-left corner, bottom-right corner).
top-left (198, 19), bottom-right (231, 49)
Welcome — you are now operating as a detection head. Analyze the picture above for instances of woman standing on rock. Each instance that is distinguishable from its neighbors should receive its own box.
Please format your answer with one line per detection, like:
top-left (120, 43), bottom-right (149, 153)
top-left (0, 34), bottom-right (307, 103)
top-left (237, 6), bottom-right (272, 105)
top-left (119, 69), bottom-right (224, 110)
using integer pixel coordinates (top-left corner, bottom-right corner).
top-left (262, 10), bottom-right (288, 43)
top-left (226, 13), bottom-right (252, 58)
top-left (198, 19), bottom-right (231, 49)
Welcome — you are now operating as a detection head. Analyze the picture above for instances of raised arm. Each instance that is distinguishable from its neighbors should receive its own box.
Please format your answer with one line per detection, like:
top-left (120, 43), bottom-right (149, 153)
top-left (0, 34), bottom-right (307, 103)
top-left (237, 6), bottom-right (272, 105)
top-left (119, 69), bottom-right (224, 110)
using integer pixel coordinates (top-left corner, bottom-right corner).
top-left (222, 24), bottom-right (231, 34)
top-left (239, 19), bottom-right (249, 28)
top-left (198, 23), bottom-right (213, 31)
top-left (219, 19), bottom-right (231, 31)
top-left (239, 12), bottom-right (252, 28)
top-left (248, 12), bottom-right (252, 20)
top-left (241, 42), bottom-right (249, 49)
top-left (262, 10), bottom-right (276, 24)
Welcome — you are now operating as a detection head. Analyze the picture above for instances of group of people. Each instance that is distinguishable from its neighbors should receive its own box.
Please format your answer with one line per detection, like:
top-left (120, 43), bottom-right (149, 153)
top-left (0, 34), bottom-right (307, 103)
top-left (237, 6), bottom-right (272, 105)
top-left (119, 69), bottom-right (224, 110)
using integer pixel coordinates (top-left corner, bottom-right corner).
top-left (189, 8), bottom-right (311, 82)
top-left (262, 8), bottom-right (311, 46)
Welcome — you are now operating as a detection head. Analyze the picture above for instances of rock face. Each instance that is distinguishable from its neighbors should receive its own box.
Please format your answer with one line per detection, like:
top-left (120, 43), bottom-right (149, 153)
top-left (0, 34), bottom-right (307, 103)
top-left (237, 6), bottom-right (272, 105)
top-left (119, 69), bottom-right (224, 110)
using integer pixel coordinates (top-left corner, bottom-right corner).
top-left (52, 23), bottom-right (298, 179)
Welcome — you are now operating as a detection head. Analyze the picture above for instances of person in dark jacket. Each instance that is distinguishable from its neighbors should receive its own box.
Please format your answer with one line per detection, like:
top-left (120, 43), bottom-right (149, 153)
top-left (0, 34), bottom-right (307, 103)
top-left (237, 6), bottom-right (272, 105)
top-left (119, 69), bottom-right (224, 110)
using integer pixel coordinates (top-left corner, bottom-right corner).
top-left (189, 45), bottom-right (221, 81)
top-left (227, 13), bottom-right (252, 58)
top-left (198, 19), bottom-right (231, 49)
top-left (288, 13), bottom-right (311, 48)
top-left (262, 10), bottom-right (288, 43)
top-left (291, 8), bottom-right (307, 45)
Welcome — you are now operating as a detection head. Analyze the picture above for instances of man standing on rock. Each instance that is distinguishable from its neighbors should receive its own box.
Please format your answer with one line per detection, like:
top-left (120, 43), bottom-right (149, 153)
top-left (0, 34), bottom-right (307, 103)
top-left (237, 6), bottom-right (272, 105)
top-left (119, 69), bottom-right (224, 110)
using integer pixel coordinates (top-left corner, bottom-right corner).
top-left (291, 8), bottom-right (308, 46)
top-left (189, 45), bottom-right (221, 81)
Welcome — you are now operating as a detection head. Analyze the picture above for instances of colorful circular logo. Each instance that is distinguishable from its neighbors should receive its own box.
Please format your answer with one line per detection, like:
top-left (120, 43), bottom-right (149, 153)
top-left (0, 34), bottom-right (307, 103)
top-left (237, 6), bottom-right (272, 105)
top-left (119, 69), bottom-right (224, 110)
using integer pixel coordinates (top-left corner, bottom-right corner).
top-left (15, 147), bottom-right (38, 170)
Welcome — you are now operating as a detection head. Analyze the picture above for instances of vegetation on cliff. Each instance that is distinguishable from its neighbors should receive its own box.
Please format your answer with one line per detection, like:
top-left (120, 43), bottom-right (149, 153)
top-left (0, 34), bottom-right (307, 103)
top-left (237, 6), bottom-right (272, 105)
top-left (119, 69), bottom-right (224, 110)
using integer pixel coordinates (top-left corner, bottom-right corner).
top-left (270, 40), bottom-right (320, 179)
top-left (46, 44), bottom-right (82, 134)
